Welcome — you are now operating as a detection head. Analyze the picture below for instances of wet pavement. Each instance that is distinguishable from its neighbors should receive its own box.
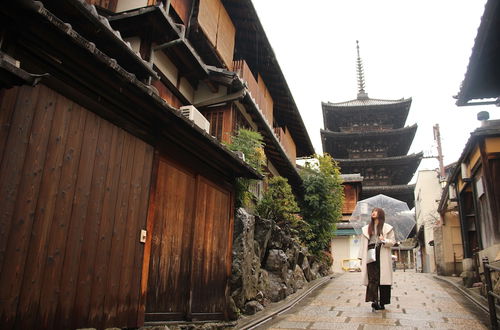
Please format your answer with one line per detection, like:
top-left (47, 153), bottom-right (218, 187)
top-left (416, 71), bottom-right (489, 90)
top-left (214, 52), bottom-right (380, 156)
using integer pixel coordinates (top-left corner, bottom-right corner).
top-left (255, 270), bottom-right (490, 329)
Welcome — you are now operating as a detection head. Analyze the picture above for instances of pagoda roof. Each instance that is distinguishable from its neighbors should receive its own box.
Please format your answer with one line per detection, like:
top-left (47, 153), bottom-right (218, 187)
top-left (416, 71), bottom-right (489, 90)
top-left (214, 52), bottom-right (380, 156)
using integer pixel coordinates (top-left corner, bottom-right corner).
top-left (336, 152), bottom-right (423, 185)
top-left (321, 124), bottom-right (418, 158)
top-left (361, 184), bottom-right (416, 209)
top-left (322, 97), bottom-right (412, 131)
top-left (341, 173), bottom-right (363, 183)
top-left (323, 97), bottom-right (412, 108)
top-left (336, 152), bottom-right (423, 166)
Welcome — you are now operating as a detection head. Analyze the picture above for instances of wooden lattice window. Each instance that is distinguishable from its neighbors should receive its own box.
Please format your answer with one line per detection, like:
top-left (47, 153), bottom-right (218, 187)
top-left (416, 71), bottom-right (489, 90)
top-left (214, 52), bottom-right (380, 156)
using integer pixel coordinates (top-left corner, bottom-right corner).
top-left (205, 111), bottom-right (224, 140)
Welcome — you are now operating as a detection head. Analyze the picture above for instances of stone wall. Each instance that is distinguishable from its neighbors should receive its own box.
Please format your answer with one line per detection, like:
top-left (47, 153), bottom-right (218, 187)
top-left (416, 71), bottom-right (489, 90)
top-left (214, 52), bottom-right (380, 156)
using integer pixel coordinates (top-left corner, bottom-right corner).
top-left (229, 209), bottom-right (331, 318)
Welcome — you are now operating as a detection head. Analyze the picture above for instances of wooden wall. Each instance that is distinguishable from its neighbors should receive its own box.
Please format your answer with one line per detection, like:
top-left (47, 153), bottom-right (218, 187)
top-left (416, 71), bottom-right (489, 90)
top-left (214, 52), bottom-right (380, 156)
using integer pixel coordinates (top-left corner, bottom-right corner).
top-left (342, 183), bottom-right (360, 215)
top-left (0, 85), bottom-right (154, 329)
top-left (198, 0), bottom-right (235, 68)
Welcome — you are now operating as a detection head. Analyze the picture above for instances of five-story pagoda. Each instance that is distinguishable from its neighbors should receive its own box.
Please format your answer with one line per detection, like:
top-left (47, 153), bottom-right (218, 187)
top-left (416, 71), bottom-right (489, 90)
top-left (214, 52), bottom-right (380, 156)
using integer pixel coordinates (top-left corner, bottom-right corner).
top-left (321, 42), bottom-right (422, 208)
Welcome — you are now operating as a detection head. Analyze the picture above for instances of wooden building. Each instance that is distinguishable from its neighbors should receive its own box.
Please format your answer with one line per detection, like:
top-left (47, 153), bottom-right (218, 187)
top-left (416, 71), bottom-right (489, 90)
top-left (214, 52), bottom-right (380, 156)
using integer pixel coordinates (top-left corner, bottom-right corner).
top-left (321, 42), bottom-right (422, 208)
top-left (0, 0), bottom-right (312, 329)
top-left (331, 174), bottom-right (363, 273)
top-left (102, 0), bottom-right (314, 196)
top-left (436, 163), bottom-right (464, 276)
top-left (443, 120), bottom-right (500, 281)
top-left (454, 0), bottom-right (500, 283)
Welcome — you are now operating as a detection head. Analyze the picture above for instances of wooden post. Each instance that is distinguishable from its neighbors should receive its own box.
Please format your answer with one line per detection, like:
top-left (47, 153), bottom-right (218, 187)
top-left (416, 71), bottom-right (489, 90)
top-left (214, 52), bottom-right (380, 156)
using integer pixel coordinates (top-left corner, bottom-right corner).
top-left (482, 257), bottom-right (498, 330)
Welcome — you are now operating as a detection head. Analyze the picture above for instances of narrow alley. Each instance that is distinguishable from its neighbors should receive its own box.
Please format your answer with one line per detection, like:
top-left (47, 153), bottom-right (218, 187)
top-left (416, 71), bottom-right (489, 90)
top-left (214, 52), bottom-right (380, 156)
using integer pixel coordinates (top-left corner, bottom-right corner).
top-left (255, 271), bottom-right (490, 329)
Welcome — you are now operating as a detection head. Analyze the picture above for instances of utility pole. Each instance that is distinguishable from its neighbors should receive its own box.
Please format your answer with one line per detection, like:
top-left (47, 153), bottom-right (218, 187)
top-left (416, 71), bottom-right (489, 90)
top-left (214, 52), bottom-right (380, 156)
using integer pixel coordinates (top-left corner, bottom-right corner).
top-left (433, 124), bottom-right (445, 179)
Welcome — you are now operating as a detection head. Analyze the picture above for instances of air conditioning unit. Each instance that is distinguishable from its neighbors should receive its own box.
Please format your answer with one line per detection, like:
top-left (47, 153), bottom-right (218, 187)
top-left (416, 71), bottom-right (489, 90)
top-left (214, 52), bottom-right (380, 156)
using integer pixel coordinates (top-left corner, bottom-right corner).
top-left (180, 105), bottom-right (210, 134)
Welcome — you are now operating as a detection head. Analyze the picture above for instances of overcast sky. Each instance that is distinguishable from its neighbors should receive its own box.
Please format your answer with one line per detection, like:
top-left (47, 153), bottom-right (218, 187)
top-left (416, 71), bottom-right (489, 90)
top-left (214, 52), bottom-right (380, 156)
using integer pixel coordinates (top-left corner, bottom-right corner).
top-left (252, 0), bottom-right (496, 178)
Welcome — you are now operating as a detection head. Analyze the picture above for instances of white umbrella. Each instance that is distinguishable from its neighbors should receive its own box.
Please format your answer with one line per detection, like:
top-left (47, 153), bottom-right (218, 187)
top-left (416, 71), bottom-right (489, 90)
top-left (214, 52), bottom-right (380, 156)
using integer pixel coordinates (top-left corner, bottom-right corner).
top-left (349, 194), bottom-right (416, 242)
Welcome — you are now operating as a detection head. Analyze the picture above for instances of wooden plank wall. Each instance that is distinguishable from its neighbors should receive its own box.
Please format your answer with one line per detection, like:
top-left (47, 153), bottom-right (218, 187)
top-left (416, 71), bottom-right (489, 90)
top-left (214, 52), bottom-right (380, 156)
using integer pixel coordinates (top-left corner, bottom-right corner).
top-left (198, 0), bottom-right (219, 47)
top-left (215, 4), bottom-right (235, 69)
top-left (0, 85), bottom-right (154, 330)
top-left (146, 159), bottom-right (196, 320)
top-left (198, 0), bottom-right (235, 68)
top-left (152, 80), bottom-right (183, 109)
top-left (257, 74), bottom-right (274, 125)
top-left (190, 177), bottom-right (232, 319)
top-left (342, 184), bottom-right (358, 214)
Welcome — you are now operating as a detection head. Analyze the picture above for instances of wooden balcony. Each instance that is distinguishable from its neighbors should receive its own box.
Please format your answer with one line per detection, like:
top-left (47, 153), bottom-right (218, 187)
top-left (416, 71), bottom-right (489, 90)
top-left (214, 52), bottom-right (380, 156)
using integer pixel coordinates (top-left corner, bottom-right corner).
top-left (274, 126), bottom-right (297, 164)
top-left (233, 60), bottom-right (273, 125)
top-left (233, 60), bottom-right (297, 164)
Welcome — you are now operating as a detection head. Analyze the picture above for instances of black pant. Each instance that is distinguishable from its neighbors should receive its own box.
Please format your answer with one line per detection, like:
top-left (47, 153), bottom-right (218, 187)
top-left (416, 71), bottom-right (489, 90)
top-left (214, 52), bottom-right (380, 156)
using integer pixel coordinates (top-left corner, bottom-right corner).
top-left (365, 244), bottom-right (391, 305)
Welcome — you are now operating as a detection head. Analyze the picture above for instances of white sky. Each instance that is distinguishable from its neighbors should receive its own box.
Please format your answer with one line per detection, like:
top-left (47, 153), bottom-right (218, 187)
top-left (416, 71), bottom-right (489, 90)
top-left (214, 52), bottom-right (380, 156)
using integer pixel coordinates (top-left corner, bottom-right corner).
top-left (252, 0), bottom-right (497, 179)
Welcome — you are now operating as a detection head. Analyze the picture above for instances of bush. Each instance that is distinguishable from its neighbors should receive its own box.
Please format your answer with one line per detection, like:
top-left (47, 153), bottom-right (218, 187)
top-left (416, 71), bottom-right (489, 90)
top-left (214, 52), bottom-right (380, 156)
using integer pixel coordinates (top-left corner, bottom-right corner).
top-left (256, 176), bottom-right (300, 230)
top-left (227, 128), bottom-right (266, 208)
top-left (299, 154), bottom-right (344, 255)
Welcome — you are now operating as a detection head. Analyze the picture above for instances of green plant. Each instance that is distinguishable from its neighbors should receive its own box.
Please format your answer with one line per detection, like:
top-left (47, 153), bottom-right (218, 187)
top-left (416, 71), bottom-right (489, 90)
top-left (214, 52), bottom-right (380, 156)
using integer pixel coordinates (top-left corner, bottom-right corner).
top-left (256, 176), bottom-right (300, 230)
top-left (299, 154), bottom-right (344, 255)
top-left (227, 128), bottom-right (266, 208)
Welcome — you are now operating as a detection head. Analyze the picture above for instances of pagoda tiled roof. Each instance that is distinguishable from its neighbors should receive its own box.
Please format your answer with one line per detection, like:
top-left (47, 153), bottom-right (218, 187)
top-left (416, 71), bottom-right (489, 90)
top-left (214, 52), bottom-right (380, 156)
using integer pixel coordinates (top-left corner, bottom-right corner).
top-left (336, 152), bottom-right (423, 185)
top-left (321, 124), bottom-right (418, 158)
top-left (321, 124), bottom-right (417, 138)
top-left (335, 152), bottom-right (423, 166)
top-left (361, 184), bottom-right (416, 209)
top-left (323, 97), bottom-right (411, 108)
top-left (322, 97), bottom-right (412, 131)
top-left (340, 173), bottom-right (363, 183)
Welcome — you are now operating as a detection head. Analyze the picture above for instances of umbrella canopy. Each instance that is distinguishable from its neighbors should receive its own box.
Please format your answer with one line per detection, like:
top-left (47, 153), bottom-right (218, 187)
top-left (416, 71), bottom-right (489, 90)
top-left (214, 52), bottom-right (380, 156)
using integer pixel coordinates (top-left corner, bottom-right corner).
top-left (349, 194), bottom-right (416, 242)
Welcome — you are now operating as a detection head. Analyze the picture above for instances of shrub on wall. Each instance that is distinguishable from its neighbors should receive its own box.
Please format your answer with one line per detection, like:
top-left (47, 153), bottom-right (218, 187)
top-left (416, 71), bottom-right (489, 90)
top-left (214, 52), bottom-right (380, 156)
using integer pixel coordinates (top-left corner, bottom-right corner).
top-left (227, 128), bottom-right (266, 208)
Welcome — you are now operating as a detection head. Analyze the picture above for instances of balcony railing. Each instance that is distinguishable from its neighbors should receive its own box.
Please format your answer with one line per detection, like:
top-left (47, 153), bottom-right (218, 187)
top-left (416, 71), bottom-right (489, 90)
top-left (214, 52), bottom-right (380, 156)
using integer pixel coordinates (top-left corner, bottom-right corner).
top-left (233, 60), bottom-right (273, 125)
top-left (233, 59), bottom-right (296, 165)
top-left (274, 126), bottom-right (297, 164)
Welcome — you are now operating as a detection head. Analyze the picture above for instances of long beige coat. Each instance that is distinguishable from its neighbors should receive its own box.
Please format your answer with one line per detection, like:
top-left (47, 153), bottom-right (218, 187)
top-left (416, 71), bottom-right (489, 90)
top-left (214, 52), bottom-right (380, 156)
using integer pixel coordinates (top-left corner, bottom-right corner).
top-left (358, 223), bottom-right (396, 286)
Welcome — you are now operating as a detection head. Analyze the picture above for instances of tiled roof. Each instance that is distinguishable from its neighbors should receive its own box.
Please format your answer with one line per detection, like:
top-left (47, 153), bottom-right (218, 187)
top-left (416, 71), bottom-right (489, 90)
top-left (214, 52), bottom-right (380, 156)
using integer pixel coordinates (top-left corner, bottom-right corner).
top-left (336, 152), bottom-right (423, 165)
top-left (340, 173), bottom-right (363, 182)
top-left (323, 97), bottom-right (411, 108)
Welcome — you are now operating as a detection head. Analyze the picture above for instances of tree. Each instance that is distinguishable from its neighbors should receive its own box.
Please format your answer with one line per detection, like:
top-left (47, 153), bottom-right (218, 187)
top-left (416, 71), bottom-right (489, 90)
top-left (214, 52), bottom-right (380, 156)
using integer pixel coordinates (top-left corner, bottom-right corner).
top-left (226, 128), bottom-right (266, 208)
top-left (299, 154), bottom-right (344, 255)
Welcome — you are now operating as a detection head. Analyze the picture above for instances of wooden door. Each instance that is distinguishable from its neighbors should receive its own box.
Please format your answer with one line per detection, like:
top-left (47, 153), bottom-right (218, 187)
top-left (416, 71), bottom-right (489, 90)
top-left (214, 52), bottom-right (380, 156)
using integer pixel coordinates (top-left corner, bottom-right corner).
top-left (146, 158), bottom-right (196, 321)
top-left (190, 177), bottom-right (232, 320)
top-left (145, 157), bottom-right (233, 321)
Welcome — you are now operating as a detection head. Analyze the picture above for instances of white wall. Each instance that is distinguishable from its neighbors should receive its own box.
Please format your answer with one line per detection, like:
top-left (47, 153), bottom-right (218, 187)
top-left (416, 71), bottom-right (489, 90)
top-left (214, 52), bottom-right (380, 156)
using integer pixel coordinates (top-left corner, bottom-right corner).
top-left (331, 235), bottom-right (361, 273)
top-left (414, 170), bottom-right (443, 273)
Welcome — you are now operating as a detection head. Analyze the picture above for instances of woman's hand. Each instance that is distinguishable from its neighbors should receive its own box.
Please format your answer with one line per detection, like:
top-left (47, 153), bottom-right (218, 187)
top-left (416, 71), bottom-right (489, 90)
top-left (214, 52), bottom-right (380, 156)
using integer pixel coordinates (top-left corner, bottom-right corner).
top-left (379, 234), bottom-right (386, 243)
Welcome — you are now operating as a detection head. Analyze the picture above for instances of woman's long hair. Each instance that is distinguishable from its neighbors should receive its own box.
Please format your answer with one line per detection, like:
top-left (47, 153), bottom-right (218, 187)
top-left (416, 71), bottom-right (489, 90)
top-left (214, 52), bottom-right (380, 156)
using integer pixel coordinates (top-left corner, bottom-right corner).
top-left (368, 207), bottom-right (385, 236)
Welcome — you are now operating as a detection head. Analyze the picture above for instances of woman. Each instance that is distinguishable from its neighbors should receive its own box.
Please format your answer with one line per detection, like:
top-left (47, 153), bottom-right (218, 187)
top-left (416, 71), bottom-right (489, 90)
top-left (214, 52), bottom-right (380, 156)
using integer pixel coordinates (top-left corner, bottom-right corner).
top-left (358, 208), bottom-right (396, 311)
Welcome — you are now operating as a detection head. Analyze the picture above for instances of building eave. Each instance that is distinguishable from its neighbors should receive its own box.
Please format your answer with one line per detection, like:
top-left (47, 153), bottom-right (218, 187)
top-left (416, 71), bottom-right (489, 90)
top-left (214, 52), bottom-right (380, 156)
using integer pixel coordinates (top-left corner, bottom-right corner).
top-left (456, 0), bottom-right (500, 106)
top-left (40, 0), bottom-right (158, 80)
top-left (1, 1), bottom-right (261, 180)
top-left (221, 0), bottom-right (315, 157)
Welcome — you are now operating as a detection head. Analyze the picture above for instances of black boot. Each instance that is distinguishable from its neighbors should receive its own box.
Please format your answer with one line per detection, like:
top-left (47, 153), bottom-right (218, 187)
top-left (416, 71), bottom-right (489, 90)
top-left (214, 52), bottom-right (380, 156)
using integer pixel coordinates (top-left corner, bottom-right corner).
top-left (380, 304), bottom-right (385, 310)
top-left (371, 302), bottom-right (381, 311)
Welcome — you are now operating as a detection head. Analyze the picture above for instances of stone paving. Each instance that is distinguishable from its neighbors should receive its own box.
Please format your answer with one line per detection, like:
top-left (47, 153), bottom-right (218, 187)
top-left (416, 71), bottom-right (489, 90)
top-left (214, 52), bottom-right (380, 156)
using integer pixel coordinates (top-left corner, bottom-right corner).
top-left (256, 270), bottom-right (490, 329)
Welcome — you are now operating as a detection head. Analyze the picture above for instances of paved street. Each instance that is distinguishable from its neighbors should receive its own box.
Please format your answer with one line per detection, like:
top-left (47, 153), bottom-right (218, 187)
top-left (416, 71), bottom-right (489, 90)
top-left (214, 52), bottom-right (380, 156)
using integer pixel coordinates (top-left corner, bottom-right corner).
top-left (256, 271), bottom-right (490, 329)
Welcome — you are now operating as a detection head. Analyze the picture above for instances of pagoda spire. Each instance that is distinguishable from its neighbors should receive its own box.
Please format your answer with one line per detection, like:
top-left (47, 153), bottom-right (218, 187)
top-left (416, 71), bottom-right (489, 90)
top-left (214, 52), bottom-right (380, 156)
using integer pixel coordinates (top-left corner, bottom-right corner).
top-left (356, 40), bottom-right (368, 99)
